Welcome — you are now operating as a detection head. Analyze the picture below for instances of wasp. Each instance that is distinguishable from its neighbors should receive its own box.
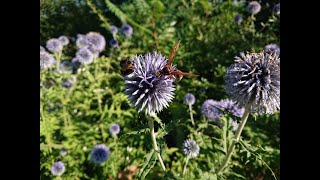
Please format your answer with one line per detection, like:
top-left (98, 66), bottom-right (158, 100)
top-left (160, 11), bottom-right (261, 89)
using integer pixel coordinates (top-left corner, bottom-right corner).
top-left (157, 41), bottom-right (198, 81)
top-left (120, 59), bottom-right (134, 76)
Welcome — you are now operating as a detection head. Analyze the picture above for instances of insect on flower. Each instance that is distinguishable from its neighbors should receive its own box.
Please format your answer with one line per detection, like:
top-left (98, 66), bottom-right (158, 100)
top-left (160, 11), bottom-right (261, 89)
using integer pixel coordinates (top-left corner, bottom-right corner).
top-left (120, 59), bottom-right (134, 76)
top-left (156, 41), bottom-right (198, 82)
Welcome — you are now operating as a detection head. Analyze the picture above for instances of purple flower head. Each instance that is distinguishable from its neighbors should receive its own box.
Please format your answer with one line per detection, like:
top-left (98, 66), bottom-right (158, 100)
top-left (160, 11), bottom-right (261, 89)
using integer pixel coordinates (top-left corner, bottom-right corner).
top-left (76, 34), bottom-right (88, 49)
top-left (247, 1), bottom-right (261, 15)
top-left (72, 57), bottom-right (81, 70)
top-left (90, 144), bottom-right (110, 164)
top-left (109, 123), bottom-right (120, 135)
top-left (85, 32), bottom-right (106, 53)
top-left (46, 38), bottom-right (63, 53)
top-left (224, 51), bottom-right (280, 114)
top-left (110, 25), bottom-right (118, 34)
top-left (58, 36), bottom-right (69, 46)
top-left (121, 24), bottom-right (133, 37)
top-left (109, 39), bottom-right (119, 48)
top-left (124, 52), bottom-right (175, 115)
top-left (184, 93), bottom-right (196, 106)
top-left (40, 46), bottom-right (45, 52)
top-left (201, 99), bottom-right (223, 121)
top-left (60, 148), bottom-right (68, 156)
top-left (273, 3), bottom-right (280, 15)
top-left (218, 99), bottom-right (244, 118)
top-left (40, 51), bottom-right (56, 70)
top-left (183, 139), bottom-right (200, 158)
top-left (234, 14), bottom-right (243, 24)
top-left (51, 161), bottom-right (65, 176)
top-left (76, 47), bottom-right (94, 65)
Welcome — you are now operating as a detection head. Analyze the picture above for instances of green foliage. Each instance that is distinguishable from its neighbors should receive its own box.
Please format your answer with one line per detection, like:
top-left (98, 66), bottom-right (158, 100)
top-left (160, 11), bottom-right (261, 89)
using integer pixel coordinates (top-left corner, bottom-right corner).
top-left (41, 0), bottom-right (280, 179)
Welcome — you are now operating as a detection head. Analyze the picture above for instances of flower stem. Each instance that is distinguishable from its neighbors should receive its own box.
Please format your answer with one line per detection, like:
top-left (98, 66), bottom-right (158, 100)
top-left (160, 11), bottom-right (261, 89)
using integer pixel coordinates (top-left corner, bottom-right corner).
top-left (188, 104), bottom-right (195, 126)
top-left (182, 156), bottom-right (190, 176)
top-left (222, 118), bottom-right (228, 153)
top-left (216, 102), bottom-right (252, 175)
top-left (148, 115), bottom-right (166, 172)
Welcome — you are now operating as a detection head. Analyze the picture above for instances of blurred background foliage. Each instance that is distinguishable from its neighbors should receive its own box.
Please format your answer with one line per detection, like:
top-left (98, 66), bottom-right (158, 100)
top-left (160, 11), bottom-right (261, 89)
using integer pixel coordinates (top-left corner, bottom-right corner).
top-left (40, 0), bottom-right (279, 179)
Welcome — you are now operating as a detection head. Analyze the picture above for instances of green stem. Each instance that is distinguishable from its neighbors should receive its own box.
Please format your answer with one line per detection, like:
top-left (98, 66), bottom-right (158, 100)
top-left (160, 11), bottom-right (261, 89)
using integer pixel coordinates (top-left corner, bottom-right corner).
top-left (148, 114), bottom-right (166, 172)
top-left (40, 103), bottom-right (52, 153)
top-left (222, 118), bottom-right (228, 154)
top-left (182, 156), bottom-right (190, 176)
top-left (188, 104), bottom-right (195, 126)
top-left (216, 102), bottom-right (252, 175)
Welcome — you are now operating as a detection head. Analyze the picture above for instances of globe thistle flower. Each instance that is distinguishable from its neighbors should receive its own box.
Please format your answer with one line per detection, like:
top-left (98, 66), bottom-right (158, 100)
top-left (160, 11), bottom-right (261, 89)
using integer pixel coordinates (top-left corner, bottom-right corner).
top-left (201, 99), bottom-right (223, 121)
top-left (40, 46), bottom-right (45, 52)
top-left (51, 161), bottom-right (65, 176)
top-left (40, 51), bottom-right (56, 70)
top-left (234, 14), bottom-right (243, 24)
top-left (58, 61), bottom-right (73, 73)
top-left (264, 44), bottom-right (280, 57)
top-left (124, 52), bottom-right (175, 115)
top-left (110, 25), bottom-right (118, 34)
top-left (184, 93), bottom-right (196, 106)
top-left (46, 38), bottom-right (63, 53)
top-left (76, 34), bottom-right (88, 49)
top-left (72, 57), bottom-right (81, 70)
top-left (224, 51), bottom-right (280, 114)
top-left (230, 119), bottom-right (239, 132)
top-left (61, 78), bottom-right (75, 88)
top-left (218, 99), bottom-right (244, 118)
top-left (58, 36), bottom-right (70, 46)
top-left (90, 144), bottom-right (110, 164)
top-left (247, 1), bottom-right (261, 15)
top-left (109, 39), bottom-right (119, 48)
top-left (76, 47), bottom-right (94, 65)
top-left (121, 24), bottom-right (133, 37)
top-left (273, 3), bottom-right (280, 15)
top-left (183, 139), bottom-right (200, 158)
top-left (85, 32), bottom-right (106, 53)
top-left (60, 148), bottom-right (68, 156)
top-left (109, 123), bottom-right (120, 135)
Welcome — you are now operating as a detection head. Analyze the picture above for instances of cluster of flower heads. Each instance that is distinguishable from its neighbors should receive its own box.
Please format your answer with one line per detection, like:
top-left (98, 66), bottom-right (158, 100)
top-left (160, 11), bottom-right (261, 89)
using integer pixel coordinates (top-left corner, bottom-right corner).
top-left (234, 2), bottom-right (280, 24)
top-left (107, 24), bottom-right (133, 49)
top-left (75, 32), bottom-right (106, 65)
top-left (123, 51), bottom-right (175, 115)
top-left (183, 139), bottom-right (200, 158)
top-left (201, 99), bottom-right (244, 124)
top-left (224, 51), bottom-right (280, 114)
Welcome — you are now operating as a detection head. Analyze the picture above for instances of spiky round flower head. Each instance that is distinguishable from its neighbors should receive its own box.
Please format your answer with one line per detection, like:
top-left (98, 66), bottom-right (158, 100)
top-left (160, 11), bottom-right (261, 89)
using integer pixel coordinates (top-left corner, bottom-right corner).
top-left (76, 34), bottom-right (88, 49)
top-left (183, 139), bottom-right (200, 158)
top-left (72, 57), bottom-right (81, 70)
top-left (109, 123), bottom-right (120, 135)
top-left (234, 14), bottom-right (243, 24)
top-left (109, 39), bottom-right (118, 48)
top-left (121, 24), bottom-right (133, 37)
top-left (264, 44), bottom-right (280, 57)
top-left (124, 52), bottom-right (175, 115)
top-left (58, 61), bottom-right (73, 73)
top-left (85, 32), bottom-right (106, 52)
top-left (184, 93), bottom-right (196, 106)
top-left (46, 38), bottom-right (63, 53)
top-left (224, 51), bottom-right (280, 114)
top-left (40, 51), bottom-right (56, 70)
top-left (219, 99), bottom-right (244, 117)
top-left (201, 99), bottom-right (223, 121)
top-left (247, 1), bottom-right (261, 15)
top-left (90, 144), bottom-right (110, 164)
top-left (40, 46), bottom-right (45, 52)
top-left (76, 47), bottom-right (94, 65)
top-left (273, 3), bottom-right (280, 15)
top-left (58, 36), bottom-right (70, 46)
top-left (110, 25), bottom-right (118, 34)
top-left (60, 148), bottom-right (68, 156)
top-left (51, 161), bottom-right (65, 176)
